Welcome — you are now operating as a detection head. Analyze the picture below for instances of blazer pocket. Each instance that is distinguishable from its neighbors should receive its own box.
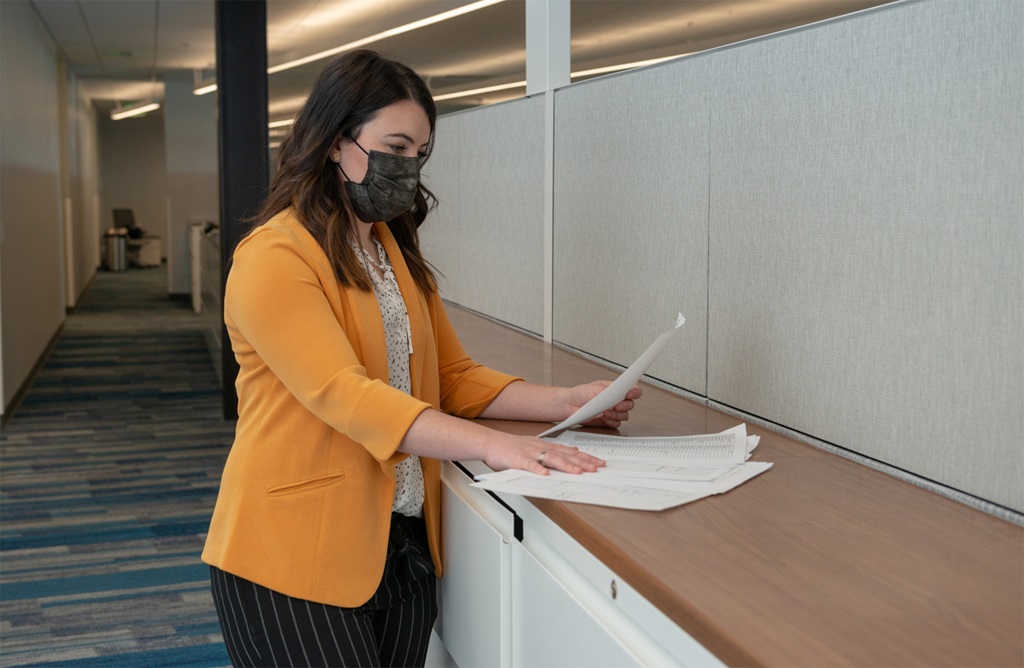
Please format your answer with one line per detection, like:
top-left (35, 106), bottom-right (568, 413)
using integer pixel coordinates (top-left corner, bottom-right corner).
top-left (267, 472), bottom-right (346, 497)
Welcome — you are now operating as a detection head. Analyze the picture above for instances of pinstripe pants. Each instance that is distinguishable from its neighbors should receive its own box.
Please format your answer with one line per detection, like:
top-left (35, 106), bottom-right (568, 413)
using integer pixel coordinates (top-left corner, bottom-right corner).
top-left (209, 514), bottom-right (437, 668)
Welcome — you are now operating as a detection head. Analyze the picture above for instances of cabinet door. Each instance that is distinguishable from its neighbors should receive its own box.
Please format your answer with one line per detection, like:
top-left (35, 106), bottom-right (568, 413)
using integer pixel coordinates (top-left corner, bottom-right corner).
top-left (439, 463), bottom-right (514, 668)
top-left (512, 541), bottom-right (639, 668)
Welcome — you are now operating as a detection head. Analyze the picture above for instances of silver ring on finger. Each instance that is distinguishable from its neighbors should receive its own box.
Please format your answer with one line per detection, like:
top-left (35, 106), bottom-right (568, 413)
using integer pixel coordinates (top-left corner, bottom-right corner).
top-left (536, 451), bottom-right (547, 466)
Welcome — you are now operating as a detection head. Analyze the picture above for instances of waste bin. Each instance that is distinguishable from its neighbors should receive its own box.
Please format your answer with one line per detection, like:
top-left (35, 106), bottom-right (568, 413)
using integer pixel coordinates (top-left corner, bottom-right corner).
top-left (104, 227), bottom-right (128, 271)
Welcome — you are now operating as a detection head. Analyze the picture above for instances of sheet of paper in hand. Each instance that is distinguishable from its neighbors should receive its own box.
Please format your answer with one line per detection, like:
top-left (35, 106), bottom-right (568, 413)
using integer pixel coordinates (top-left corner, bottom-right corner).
top-left (537, 313), bottom-right (685, 438)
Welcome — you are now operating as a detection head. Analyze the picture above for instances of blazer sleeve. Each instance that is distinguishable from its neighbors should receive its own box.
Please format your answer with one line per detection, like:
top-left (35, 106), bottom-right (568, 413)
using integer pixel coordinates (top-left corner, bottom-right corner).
top-left (429, 291), bottom-right (522, 418)
top-left (225, 227), bottom-right (431, 462)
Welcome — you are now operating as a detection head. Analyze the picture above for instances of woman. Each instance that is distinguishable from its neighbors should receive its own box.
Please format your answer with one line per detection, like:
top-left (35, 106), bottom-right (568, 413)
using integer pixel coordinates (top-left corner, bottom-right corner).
top-left (202, 49), bottom-right (641, 668)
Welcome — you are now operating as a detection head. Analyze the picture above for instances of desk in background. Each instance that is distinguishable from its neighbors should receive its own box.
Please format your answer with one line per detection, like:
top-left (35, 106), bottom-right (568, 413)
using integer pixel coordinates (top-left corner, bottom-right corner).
top-left (127, 237), bottom-right (161, 267)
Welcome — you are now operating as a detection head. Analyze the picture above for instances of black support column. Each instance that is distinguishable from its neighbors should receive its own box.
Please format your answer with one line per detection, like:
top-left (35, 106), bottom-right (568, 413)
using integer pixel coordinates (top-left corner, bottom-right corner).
top-left (216, 0), bottom-right (268, 419)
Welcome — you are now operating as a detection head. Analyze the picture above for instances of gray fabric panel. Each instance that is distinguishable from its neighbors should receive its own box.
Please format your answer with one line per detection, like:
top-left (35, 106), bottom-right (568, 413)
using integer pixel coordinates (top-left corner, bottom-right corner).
top-left (552, 60), bottom-right (710, 395)
top-left (422, 98), bottom-right (546, 335)
top-left (707, 0), bottom-right (1023, 511)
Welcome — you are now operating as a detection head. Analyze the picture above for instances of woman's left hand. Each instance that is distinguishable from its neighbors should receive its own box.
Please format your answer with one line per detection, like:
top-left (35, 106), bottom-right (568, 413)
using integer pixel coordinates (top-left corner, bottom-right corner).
top-left (563, 380), bottom-right (643, 430)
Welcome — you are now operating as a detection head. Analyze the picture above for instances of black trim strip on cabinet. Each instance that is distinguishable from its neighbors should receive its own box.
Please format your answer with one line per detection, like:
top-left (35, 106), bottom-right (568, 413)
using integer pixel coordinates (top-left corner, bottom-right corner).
top-left (452, 461), bottom-right (524, 542)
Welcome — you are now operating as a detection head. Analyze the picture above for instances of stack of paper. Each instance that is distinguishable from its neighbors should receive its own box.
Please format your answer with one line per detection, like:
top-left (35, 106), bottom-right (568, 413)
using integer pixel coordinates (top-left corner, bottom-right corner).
top-left (472, 424), bottom-right (772, 511)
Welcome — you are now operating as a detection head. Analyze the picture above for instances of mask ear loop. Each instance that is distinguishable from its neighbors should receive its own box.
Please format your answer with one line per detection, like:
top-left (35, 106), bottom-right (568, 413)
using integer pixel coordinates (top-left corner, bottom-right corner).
top-left (331, 149), bottom-right (361, 242)
top-left (350, 137), bottom-right (370, 156)
top-left (334, 133), bottom-right (371, 182)
top-left (333, 150), bottom-right (356, 184)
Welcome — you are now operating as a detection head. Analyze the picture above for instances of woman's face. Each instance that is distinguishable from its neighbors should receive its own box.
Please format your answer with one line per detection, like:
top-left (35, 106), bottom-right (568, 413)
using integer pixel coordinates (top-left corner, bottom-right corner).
top-left (335, 99), bottom-right (431, 184)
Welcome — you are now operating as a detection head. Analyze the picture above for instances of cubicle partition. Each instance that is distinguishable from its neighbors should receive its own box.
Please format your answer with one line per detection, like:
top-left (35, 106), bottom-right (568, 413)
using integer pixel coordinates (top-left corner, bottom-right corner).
top-left (705, 0), bottom-right (1022, 516)
top-left (424, 0), bottom-right (1023, 516)
top-left (552, 54), bottom-right (711, 399)
top-left (422, 97), bottom-right (547, 336)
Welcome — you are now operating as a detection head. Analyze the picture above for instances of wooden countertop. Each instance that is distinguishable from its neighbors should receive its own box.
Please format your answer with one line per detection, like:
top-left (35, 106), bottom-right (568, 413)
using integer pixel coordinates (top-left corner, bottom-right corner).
top-left (446, 304), bottom-right (1024, 667)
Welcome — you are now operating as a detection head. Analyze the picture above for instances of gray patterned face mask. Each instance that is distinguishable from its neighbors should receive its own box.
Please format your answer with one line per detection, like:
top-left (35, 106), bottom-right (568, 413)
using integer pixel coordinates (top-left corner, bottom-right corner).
top-left (338, 139), bottom-right (420, 222)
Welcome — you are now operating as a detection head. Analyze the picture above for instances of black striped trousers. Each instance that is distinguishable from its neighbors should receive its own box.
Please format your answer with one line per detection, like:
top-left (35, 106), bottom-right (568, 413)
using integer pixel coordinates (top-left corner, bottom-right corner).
top-left (209, 513), bottom-right (437, 668)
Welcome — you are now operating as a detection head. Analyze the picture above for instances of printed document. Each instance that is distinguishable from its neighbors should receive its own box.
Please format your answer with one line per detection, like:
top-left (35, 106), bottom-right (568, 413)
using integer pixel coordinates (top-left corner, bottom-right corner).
top-left (552, 425), bottom-right (747, 465)
top-left (473, 461), bottom-right (772, 511)
top-left (472, 423), bottom-right (773, 511)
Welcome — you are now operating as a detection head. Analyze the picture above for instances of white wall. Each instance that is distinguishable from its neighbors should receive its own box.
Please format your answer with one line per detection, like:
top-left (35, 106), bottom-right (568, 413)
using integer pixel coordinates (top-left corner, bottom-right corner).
top-left (163, 71), bottom-right (218, 296)
top-left (70, 76), bottom-right (102, 299)
top-left (0, 0), bottom-right (103, 417)
top-left (55, 61), bottom-right (101, 308)
top-left (0, 0), bottom-right (66, 416)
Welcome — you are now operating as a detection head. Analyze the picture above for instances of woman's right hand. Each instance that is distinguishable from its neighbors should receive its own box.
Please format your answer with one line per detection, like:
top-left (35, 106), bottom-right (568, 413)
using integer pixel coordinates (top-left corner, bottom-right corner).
top-left (400, 409), bottom-right (604, 475)
top-left (482, 432), bottom-right (605, 476)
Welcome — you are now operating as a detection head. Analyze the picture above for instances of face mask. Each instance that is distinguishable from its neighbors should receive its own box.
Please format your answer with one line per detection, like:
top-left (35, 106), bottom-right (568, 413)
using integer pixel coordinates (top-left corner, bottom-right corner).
top-left (337, 139), bottom-right (421, 222)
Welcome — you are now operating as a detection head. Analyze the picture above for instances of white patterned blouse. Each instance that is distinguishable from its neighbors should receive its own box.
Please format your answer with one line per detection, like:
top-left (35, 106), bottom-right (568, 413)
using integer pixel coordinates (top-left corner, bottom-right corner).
top-left (353, 235), bottom-right (425, 518)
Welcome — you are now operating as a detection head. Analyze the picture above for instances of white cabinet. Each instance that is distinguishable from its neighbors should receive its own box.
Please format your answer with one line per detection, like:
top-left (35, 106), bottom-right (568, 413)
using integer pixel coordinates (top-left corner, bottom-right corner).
top-left (438, 462), bottom-right (724, 668)
top-left (438, 463), bottom-right (514, 667)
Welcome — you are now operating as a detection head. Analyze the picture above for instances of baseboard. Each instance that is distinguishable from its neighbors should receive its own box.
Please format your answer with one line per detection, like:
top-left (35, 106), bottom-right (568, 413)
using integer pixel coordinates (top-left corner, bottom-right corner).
top-left (1, 324), bottom-right (64, 430)
top-left (65, 271), bottom-right (98, 315)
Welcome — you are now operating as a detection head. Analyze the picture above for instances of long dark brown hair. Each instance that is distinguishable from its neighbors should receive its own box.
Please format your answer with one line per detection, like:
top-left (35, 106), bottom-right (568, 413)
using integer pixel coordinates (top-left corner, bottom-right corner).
top-left (254, 49), bottom-right (437, 293)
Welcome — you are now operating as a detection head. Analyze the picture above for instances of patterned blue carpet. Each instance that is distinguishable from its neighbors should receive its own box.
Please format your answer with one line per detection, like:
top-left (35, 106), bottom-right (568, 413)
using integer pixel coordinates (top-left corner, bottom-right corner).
top-left (1, 267), bottom-right (235, 666)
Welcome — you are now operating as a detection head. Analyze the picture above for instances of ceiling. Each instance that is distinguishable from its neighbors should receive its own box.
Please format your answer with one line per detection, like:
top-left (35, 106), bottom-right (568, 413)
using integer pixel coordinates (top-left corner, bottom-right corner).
top-left (30, 0), bottom-right (894, 123)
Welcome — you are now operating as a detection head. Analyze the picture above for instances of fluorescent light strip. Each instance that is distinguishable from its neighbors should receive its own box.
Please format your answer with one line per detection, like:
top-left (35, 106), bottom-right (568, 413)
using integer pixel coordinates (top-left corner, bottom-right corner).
top-left (196, 0), bottom-right (506, 95)
top-left (111, 101), bottom-right (161, 120)
top-left (269, 0), bottom-right (505, 74)
top-left (268, 119), bottom-right (294, 128)
top-left (193, 82), bottom-right (217, 96)
top-left (431, 55), bottom-right (687, 102)
top-left (572, 55), bottom-right (681, 78)
top-left (432, 80), bottom-right (525, 102)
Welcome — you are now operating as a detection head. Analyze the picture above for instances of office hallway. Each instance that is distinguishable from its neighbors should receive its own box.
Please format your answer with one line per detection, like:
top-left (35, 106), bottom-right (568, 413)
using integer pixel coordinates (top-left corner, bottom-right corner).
top-left (1, 267), bottom-right (234, 666)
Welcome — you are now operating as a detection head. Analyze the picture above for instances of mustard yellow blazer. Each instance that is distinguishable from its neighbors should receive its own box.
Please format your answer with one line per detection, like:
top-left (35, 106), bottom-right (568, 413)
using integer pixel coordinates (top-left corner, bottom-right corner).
top-left (201, 209), bottom-right (519, 607)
